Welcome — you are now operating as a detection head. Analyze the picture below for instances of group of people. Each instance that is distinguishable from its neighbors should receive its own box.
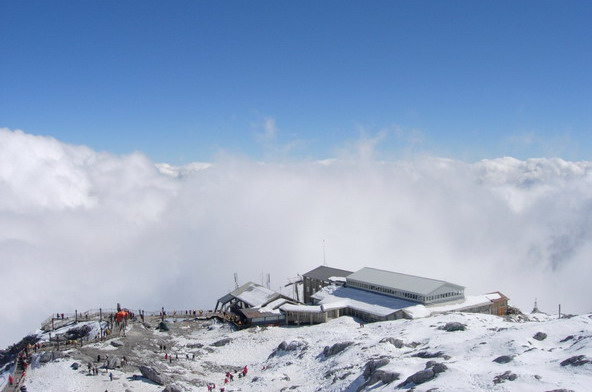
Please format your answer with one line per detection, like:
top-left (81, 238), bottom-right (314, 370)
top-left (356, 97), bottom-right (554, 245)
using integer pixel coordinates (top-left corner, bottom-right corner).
top-left (206, 366), bottom-right (248, 391)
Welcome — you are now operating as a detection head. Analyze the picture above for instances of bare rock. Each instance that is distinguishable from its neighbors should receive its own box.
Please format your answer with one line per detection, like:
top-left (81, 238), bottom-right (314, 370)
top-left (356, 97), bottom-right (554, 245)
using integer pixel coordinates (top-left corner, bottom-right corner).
top-left (399, 368), bottom-right (436, 387)
top-left (64, 325), bottom-right (92, 340)
top-left (105, 357), bottom-right (121, 369)
top-left (533, 332), bottom-right (548, 341)
top-left (269, 340), bottom-right (308, 359)
top-left (413, 351), bottom-right (449, 360)
top-left (560, 355), bottom-right (591, 367)
top-left (439, 322), bottom-right (466, 332)
top-left (39, 351), bottom-right (65, 363)
top-left (379, 337), bottom-right (404, 348)
top-left (493, 370), bottom-right (517, 384)
top-left (362, 358), bottom-right (390, 379)
top-left (163, 384), bottom-right (184, 392)
top-left (493, 355), bottom-right (514, 364)
top-left (322, 341), bottom-right (354, 357)
top-left (426, 362), bottom-right (448, 374)
top-left (358, 358), bottom-right (399, 391)
top-left (139, 365), bottom-right (171, 386)
top-left (211, 338), bottom-right (233, 347)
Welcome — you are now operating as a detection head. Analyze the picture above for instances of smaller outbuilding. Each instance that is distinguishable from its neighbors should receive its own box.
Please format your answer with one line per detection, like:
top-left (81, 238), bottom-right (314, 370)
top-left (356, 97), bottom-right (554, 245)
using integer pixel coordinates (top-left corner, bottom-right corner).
top-left (302, 266), bottom-right (353, 304)
top-left (214, 282), bottom-right (296, 326)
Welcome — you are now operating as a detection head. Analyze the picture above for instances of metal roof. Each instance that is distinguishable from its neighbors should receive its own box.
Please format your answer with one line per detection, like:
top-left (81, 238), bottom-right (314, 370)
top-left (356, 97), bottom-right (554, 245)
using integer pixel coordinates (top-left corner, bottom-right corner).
top-left (312, 285), bottom-right (418, 317)
top-left (302, 266), bottom-right (353, 281)
top-left (347, 267), bottom-right (464, 296)
top-left (230, 281), bottom-right (281, 307)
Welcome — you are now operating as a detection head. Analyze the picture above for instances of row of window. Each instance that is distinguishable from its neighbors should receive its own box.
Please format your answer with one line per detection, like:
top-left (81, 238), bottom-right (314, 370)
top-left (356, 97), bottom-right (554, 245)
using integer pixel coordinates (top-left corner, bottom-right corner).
top-left (348, 280), bottom-right (463, 303)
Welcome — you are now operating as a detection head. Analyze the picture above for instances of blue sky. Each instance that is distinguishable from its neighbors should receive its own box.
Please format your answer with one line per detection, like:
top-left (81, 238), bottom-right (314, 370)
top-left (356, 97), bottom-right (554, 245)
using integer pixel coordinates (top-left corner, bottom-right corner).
top-left (1, 1), bottom-right (591, 164)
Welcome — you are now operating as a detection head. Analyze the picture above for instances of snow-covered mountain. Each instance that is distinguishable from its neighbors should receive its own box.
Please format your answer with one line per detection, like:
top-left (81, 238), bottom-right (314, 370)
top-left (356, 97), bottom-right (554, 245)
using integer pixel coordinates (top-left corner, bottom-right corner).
top-left (2, 311), bottom-right (591, 392)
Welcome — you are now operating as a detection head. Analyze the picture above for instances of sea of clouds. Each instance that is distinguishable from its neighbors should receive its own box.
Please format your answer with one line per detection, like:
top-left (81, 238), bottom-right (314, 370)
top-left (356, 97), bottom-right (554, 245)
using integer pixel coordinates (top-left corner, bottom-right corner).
top-left (1, 127), bottom-right (591, 348)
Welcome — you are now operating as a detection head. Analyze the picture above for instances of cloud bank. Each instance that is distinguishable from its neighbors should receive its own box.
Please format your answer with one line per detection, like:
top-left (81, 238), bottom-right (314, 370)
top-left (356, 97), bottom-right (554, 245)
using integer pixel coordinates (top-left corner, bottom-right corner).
top-left (2, 128), bottom-right (592, 348)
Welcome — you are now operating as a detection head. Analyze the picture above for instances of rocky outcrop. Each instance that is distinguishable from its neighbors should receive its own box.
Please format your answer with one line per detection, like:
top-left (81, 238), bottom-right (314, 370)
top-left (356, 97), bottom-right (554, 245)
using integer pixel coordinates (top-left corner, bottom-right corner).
top-left (162, 384), bottom-right (184, 392)
top-left (64, 325), bottom-right (91, 340)
top-left (398, 361), bottom-right (447, 388)
top-left (493, 355), bottom-right (514, 364)
top-left (560, 355), bottom-right (591, 367)
top-left (211, 338), bottom-right (233, 347)
top-left (493, 370), bottom-right (517, 384)
top-left (269, 340), bottom-right (308, 359)
top-left (321, 342), bottom-right (354, 358)
top-left (356, 358), bottom-right (399, 391)
top-left (105, 357), bottom-right (121, 369)
top-left (533, 332), bottom-right (547, 341)
top-left (379, 337), bottom-right (404, 348)
top-left (439, 322), bottom-right (466, 332)
top-left (139, 365), bottom-right (171, 385)
top-left (412, 351), bottom-right (450, 360)
top-left (39, 350), bottom-right (66, 363)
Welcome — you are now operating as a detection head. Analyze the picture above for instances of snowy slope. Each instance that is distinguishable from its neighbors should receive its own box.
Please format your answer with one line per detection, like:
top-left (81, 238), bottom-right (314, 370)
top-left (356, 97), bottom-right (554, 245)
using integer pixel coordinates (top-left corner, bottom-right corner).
top-left (9, 312), bottom-right (592, 392)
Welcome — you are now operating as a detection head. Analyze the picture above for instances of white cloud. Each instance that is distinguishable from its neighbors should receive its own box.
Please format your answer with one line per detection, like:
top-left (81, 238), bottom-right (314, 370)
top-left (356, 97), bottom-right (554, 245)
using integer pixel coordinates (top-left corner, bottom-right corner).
top-left (2, 127), bottom-right (592, 348)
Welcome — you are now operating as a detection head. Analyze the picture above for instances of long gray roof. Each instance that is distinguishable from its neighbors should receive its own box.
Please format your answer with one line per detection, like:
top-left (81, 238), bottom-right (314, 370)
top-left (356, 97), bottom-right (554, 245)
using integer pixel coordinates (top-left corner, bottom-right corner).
top-left (347, 267), bottom-right (464, 296)
top-left (303, 266), bottom-right (353, 281)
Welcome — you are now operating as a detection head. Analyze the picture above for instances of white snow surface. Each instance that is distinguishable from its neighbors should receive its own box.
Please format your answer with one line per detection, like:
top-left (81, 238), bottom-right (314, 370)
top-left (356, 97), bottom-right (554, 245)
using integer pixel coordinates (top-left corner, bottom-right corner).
top-left (16, 312), bottom-right (592, 392)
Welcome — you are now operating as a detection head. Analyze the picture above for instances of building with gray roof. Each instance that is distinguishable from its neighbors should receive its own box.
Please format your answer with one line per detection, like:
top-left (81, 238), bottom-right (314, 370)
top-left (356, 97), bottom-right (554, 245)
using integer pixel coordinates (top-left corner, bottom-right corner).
top-left (346, 267), bottom-right (464, 305)
top-left (302, 265), bottom-right (353, 304)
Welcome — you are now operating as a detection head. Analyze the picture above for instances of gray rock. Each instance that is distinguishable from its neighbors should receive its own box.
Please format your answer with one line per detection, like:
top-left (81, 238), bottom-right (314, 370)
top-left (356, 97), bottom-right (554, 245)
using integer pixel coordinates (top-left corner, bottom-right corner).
top-left (379, 337), bottom-right (404, 348)
top-left (358, 359), bottom-right (399, 391)
top-left (560, 355), bottom-right (591, 367)
top-left (186, 343), bottom-right (203, 349)
top-left (39, 351), bottom-right (65, 363)
top-left (373, 369), bottom-right (400, 384)
top-left (493, 370), bottom-right (517, 384)
top-left (70, 362), bottom-right (79, 370)
top-left (533, 332), bottom-right (547, 341)
top-left (139, 365), bottom-right (170, 385)
top-left (158, 321), bottom-right (170, 332)
top-left (111, 340), bottom-right (124, 347)
top-left (429, 363), bottom-right (448, 374)
top-left (439, 322), bottom-right (466, 332)
top-left (493, 355), bottom-right (514, 364)
top-left (211, 338), bottom-right (233, 347)
top-left (105, 357), bottom-right (121, 369)
top-left (406, 369), bottom-right (436, 385)
top-left (363, 358), bottom-right (390, 379)
top-left (269, 340), bottom-right (308, 359)
top-left (163, 384), bottom-right (184, 392)
top-left (545, 389), bottom-right (575, 392)
top-left (322, 341), bottom-right (354, 357)
top-left (398, 361), bottom-right (447, 388)
top-left (413, 351), bottom-right (447, 359)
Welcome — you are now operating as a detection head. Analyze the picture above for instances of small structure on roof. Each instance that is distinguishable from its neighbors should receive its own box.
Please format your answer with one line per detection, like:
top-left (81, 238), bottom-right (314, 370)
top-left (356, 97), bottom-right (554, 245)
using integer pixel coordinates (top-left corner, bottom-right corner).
top-left (302, 265), bottom-right (353, 304)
